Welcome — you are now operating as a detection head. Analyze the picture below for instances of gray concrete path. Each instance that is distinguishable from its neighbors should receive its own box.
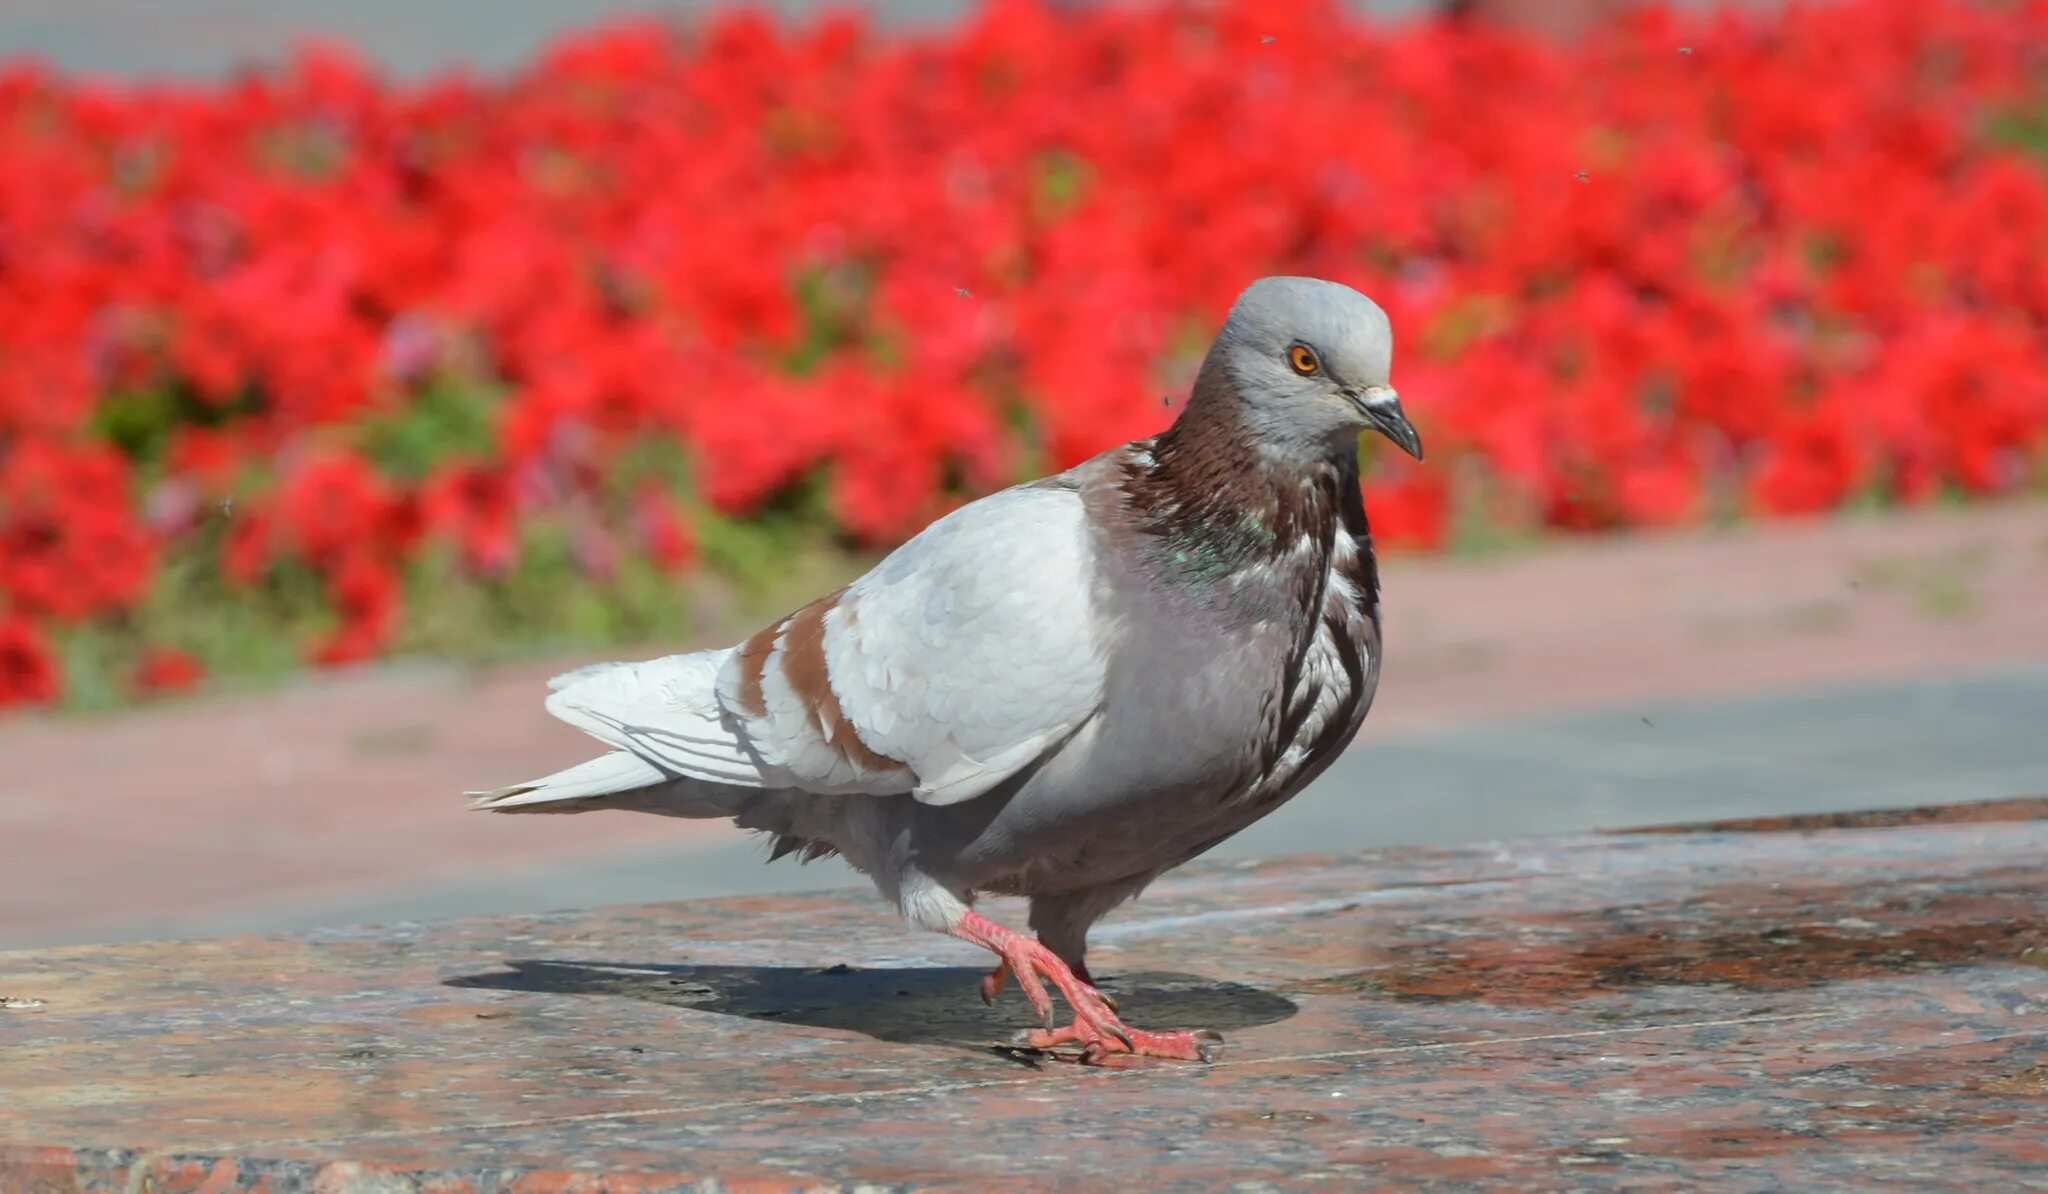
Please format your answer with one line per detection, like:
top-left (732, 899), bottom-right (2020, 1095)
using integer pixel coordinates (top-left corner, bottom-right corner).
top-left (168, 660), bottom-right (2048, 939)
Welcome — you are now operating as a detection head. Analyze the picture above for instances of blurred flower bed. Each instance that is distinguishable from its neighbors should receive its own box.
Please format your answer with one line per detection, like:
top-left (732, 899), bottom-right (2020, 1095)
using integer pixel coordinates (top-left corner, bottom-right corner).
top-left (1, 0), bottom-right (2045, 709)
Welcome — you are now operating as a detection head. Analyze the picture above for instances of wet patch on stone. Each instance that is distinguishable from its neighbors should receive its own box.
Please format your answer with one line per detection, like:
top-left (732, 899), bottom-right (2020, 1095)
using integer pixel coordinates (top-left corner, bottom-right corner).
top-left (1291, 878), bottom-right (2046, 1004)
top-left (1617, 795), bottom-right (2048, 835)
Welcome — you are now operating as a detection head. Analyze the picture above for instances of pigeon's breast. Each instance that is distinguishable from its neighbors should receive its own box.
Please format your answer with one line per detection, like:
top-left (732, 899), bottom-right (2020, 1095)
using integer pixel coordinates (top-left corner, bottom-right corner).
top-left (903, 445), bottom-right (1382, 896)
top-left (913, 561), bottom-right (1325, 894)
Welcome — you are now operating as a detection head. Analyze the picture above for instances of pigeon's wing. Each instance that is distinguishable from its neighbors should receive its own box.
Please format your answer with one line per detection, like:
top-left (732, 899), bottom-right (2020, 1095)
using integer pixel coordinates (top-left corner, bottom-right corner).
top-left (531, 483), bottom-right (1105, 806)
top-left (716, 482), bottom-right (1107, 804)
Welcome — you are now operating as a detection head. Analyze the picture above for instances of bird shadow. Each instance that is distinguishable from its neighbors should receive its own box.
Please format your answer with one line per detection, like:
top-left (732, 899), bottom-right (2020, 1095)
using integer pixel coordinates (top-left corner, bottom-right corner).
top-left (445, 959), bottom-right (1297, 1056)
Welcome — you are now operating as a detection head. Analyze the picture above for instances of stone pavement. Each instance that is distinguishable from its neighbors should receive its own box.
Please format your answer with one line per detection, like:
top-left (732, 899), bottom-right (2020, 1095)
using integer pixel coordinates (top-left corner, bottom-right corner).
top-left (2, 499), bottom-right (2045, 949)
top-left (3, 799), bottom-right (2045, 1190)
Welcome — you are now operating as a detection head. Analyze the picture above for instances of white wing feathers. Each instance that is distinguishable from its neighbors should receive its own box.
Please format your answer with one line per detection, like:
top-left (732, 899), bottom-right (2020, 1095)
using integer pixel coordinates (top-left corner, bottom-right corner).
top-left (728, 484), bottom-right (1107, 804)
top-left (480, 485), bottom-right (1107, 810)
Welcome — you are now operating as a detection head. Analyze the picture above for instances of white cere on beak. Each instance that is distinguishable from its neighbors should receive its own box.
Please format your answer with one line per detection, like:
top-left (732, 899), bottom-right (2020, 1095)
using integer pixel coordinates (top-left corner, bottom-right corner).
top-left (1361, 385), bottom-right (1400, 408)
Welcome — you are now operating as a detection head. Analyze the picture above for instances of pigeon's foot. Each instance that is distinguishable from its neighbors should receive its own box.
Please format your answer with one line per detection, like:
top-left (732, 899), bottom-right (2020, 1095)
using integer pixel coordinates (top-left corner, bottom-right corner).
top-left (952, 910), bottom-right (1205, 1064)
top-left (1014, 1021), bottom-right (1224, 1064)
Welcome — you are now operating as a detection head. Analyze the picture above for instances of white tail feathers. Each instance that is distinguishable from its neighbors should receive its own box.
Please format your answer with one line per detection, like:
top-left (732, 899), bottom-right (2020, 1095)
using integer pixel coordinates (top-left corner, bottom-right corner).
top-left (542, 652), bottom-right (770, 787)
top-left (469, 649), bottom-right (772, 813)
top-left (466, 751), bottom-right (666, 811)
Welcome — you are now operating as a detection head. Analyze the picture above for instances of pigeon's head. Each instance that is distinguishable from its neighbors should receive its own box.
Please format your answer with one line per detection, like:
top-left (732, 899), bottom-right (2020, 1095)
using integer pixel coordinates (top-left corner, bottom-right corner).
top-left (1204, 276), bottom-right (1423, 461)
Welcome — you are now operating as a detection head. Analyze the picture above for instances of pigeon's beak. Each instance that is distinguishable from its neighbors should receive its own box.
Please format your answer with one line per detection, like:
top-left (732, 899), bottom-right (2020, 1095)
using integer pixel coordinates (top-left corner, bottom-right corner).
top-left (1353, 386), bottom-right (1424, 461)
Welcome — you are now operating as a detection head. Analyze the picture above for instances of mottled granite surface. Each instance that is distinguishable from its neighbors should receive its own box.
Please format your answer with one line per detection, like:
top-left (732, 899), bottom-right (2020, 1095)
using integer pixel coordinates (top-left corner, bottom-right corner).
top-left (4, 799), bottom-right (2045, 1191)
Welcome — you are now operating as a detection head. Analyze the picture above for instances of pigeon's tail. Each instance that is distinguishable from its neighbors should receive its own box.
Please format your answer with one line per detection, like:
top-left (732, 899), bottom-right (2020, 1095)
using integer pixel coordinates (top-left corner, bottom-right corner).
top-left (469, 650), bottom-right (767, 817)
top-left (466, 752), bottom-right (745, 818)
top-left (466, 751), bottom-right (659, 812)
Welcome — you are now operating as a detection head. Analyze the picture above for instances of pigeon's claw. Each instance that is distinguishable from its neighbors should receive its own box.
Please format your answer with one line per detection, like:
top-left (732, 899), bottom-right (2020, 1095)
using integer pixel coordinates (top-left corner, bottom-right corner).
top-left (979, 959), bottom-right (1009, 1006)
top-left (951, 910), bottom-right (1210, 1065)
top-left (1014, 1023), bottom-right (1224, 1064)
top-left (1014, 961), bottom-right (1058, 1026)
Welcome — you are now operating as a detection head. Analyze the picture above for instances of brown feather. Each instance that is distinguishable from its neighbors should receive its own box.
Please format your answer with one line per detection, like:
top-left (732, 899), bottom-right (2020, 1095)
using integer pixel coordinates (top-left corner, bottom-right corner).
top-left (731, 615), bottom-right (782, 719)
top-left (779, 587), bottom-right (905, 774)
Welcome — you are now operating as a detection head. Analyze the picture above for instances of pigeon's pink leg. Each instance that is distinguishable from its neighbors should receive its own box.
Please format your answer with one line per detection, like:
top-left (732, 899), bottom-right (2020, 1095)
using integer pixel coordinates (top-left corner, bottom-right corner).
top-left (979, 955), bottom-right (1112, 1009)
top-left (951, 910), bottom-right (1220, 1063)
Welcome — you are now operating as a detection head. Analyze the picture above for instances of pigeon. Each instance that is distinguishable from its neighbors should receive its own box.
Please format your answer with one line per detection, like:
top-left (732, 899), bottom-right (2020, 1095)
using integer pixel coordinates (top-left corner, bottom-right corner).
top-left (471, 276), bottom-right (1424, 1062)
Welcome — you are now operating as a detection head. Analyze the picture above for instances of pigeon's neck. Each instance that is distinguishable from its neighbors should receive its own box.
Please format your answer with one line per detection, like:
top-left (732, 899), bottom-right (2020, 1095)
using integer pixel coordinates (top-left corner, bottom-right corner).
top-left (1119, 375), bottom-right (1372, 613)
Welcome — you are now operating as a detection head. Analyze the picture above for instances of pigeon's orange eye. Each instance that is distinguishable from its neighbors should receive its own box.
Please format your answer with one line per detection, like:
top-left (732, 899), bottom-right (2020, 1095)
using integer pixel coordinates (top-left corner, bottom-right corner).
top-left (1288, 345), bottom-right (1320, 376)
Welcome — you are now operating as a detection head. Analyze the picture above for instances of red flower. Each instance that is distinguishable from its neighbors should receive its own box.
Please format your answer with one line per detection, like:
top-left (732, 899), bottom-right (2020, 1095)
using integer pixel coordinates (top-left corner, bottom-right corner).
top-left (221, 508), bottom-right (276, 585)
top-left (1363, 466), bottom-right (1450, 553)
top-left (133, 647), bottom-right (205, 696)
top-left (310, 550), bottom-right (403, 667)
top-left (0, 443), bottom-right (155, 621)
top-left (166, 428), bottom-right (251, 495)
top-left (274, 451), bottom-right (392, 569)
top-left (423, 465), bottom-right (519, 575)
top-left (0, 617), bottom-right (61, 708)
top-left (633, 486), bottom-right (698, 573)
top-left (1753, 400), bottom-right (1867, 516)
